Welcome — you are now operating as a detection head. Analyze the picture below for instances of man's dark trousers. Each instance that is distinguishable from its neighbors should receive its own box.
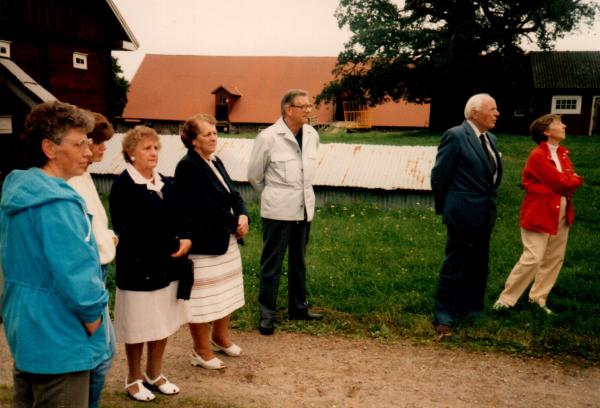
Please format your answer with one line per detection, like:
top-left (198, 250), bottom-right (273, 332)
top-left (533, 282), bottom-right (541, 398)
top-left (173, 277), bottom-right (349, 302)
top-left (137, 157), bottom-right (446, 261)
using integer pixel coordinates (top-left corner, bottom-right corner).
top-left (258, 218), bottom-right (311, 321)
top-left (434, 224), bottom-right (493, 326)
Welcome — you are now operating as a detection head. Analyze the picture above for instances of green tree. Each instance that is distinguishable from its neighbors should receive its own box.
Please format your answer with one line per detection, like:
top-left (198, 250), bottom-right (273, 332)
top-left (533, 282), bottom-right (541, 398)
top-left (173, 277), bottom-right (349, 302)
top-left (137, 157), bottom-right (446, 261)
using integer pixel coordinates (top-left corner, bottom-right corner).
top-left (318, 0), bottom-right (599, 130)
top-left (107, 56), bottom-right (129, 121)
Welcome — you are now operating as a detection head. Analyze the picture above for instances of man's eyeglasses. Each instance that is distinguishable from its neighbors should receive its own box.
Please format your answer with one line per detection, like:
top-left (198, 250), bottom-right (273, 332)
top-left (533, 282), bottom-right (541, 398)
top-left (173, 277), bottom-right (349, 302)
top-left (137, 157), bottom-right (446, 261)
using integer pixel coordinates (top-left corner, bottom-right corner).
top-left (290, 104), bottom-right (314, 112)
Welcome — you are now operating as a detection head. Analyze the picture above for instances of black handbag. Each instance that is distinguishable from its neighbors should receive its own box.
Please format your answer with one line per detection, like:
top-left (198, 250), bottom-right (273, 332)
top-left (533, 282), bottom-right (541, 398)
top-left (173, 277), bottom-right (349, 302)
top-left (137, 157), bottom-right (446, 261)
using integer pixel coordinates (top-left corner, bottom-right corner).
top-left (174, 257), bottom-right (194, 300)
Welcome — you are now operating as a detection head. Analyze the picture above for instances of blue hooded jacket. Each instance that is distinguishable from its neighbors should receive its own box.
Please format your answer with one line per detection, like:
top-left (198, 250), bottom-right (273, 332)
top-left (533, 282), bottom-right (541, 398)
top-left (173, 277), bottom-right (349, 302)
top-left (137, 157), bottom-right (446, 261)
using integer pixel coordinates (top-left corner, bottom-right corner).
top-left (0, 168), bottom-right (111, 374)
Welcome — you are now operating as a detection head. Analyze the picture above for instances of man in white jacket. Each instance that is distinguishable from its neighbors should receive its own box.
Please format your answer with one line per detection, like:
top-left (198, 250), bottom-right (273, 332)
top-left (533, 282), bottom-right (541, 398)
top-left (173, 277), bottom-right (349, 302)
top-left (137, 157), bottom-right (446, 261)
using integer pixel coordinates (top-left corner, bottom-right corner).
top-left (247, 89), bottom-right (322, 335)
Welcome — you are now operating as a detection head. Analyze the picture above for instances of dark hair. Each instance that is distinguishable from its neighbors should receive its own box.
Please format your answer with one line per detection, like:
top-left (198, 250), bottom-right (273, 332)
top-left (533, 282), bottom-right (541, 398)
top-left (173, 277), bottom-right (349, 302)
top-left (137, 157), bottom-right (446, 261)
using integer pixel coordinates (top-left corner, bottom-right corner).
top-left (280, 89), bottom-right (309, 116)
top-left (530, 114), bottom-right (561, 144)
top-left (122, 125), bottom-right (160, 163)
top-left (22, 100), bottom-right (94, 167)
top-left (88, 112), bottom-right (114, 144)
top-left (180, 113), bottom-right (217, 149)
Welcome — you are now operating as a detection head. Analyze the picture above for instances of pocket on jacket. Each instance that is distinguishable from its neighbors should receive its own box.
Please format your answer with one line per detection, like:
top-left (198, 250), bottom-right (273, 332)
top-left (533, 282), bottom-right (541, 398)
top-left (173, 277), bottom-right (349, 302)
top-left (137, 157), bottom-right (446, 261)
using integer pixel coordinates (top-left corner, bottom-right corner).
top-left (271, 153), bottom-right (300, 184)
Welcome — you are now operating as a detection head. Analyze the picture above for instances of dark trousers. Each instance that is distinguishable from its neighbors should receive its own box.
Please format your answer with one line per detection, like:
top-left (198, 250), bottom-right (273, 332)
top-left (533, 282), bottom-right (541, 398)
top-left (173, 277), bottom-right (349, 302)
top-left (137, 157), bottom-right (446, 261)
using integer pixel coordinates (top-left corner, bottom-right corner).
top-left (258, 218), bottom-right (311, 321)
top-left (13, 367), bottom-right (90, 408)
top-left (434, 224), bottom-right (493, 327)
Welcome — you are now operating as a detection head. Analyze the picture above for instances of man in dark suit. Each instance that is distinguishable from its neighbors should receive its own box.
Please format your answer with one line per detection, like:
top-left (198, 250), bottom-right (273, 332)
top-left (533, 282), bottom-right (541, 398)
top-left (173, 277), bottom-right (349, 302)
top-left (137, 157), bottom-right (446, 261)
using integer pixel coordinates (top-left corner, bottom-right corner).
top-left (430, 93), bottom-right (503, 338)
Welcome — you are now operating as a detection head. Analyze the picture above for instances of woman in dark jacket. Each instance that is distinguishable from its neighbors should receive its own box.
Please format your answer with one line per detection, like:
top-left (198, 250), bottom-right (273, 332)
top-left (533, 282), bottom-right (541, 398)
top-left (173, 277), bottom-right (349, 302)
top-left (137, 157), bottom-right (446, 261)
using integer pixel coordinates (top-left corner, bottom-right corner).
top-left (493, 114), bottom-right (583, 315)
top-left (110, 126), bottom-right (191, 401)
top-left (175, 114), bottom-right (249, 370)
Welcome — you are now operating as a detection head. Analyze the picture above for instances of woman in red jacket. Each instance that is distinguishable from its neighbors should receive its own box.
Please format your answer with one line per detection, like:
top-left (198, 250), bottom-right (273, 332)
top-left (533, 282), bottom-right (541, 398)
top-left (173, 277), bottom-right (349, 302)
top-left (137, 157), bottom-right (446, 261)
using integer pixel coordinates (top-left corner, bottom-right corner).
top-left (493, 114), bottom-right (583, 314)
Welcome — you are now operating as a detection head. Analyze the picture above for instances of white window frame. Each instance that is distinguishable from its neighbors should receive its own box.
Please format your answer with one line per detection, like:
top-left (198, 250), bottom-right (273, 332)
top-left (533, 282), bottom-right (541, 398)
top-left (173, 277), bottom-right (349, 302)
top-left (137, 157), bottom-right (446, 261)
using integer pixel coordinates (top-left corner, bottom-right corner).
top-left (73, 52), bottom-right (88, 70)
top-left (0, 40), bottom-right (11, 58)
top-left (0, 116), bottom-right (13, 134)
top-left (551, 95), bottom-right (582, 114)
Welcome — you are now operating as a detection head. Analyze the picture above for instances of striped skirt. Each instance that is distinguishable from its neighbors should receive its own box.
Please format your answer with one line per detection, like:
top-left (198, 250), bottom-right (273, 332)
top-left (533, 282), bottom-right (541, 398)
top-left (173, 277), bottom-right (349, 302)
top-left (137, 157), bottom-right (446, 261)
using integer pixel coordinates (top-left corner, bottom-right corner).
top-left (188, 236), bottom-right (245, 323)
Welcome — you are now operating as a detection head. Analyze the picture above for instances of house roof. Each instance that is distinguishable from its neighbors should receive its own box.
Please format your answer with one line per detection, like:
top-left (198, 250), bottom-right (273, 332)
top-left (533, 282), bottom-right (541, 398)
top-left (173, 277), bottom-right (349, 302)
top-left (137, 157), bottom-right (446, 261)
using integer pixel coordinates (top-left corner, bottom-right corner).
top-left (123, 55), bottom-right (430, 127)
top-left (0, 57), bottom-right (56, 106)
top-left (105, 0), bottom-right (139, 50)
top-left (212, 85), bottom-right (242, 97)
top-left (531, 51), bottom-right (600, 89)
top-left (90, 134), bottom-right (436, 191)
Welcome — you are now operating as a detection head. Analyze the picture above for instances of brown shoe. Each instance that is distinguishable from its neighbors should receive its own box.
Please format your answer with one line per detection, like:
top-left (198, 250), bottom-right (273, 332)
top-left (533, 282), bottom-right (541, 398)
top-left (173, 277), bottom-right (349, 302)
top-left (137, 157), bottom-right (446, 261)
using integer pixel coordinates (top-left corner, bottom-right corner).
top-left (435, 324), bottom-right (454, 340)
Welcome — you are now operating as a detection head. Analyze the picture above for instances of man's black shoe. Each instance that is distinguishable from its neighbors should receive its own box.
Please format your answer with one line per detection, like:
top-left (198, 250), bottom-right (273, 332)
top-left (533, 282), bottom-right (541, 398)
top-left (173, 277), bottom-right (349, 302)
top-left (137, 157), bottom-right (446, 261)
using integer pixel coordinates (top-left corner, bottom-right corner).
top-left (288, 310), bottom-right (323, 321)
top-left (258, 319), bottom-right (274, 335)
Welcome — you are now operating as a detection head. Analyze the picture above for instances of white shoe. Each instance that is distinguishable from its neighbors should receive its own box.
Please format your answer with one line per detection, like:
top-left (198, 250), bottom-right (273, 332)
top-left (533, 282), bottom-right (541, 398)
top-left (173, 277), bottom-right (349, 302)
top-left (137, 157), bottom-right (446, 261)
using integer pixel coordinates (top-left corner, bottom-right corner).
top-left (143, 373), bottom-right (180, 395)
top-left (190, 350), bottom-right (226, 369)
top-left (529, 298), bottom-right (554, 315)
top-left (211, 339), bottom-right (242, 357)
top-left (492, 299), bottom-right (512, 311)
top-left (125, 378), bottom-right (155, 402)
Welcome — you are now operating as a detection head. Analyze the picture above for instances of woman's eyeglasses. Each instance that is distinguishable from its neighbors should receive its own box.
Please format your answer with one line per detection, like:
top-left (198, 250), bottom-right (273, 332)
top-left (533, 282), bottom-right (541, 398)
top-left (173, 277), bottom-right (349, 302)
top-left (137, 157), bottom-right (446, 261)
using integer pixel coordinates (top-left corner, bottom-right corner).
top-left (56, 138), bottom-right (93, 150)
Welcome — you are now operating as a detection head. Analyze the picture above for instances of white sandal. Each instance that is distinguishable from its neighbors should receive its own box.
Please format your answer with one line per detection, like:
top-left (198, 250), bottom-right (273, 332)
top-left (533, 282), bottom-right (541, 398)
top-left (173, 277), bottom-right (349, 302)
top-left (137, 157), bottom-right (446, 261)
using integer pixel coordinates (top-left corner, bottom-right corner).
top-left (211, 339), bottom-right (242, 357)
top-left (143, 373), bottom-right (180, 395)
top-left (125, 378), bottom-right (155, 401)
top-left (190, 350), bottom-right (226, 369)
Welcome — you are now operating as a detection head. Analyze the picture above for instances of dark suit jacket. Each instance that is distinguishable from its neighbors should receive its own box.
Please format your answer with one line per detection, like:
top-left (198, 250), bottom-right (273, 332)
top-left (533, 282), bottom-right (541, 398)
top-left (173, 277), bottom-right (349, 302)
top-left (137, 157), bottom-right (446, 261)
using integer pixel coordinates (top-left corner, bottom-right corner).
top-left (175, 149), bottom-right (249, 255)
top-left (431, 121), bottom-right (503, 228)
top-left (109, 170), bottom-right (191, 291)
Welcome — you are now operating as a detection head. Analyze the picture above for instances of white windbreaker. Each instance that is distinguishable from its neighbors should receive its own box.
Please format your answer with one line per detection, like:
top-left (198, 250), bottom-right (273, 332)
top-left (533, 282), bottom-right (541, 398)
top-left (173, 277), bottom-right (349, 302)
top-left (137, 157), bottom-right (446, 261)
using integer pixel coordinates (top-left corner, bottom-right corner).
top-left (247, 118), bottom-right (319, 222)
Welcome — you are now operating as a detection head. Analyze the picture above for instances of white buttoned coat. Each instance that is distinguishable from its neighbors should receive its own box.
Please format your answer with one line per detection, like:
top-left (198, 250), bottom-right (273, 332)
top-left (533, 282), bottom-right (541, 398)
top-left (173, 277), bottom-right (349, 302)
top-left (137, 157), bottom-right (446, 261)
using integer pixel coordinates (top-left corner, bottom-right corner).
top-left (247, 118), bottom-right (319, 222)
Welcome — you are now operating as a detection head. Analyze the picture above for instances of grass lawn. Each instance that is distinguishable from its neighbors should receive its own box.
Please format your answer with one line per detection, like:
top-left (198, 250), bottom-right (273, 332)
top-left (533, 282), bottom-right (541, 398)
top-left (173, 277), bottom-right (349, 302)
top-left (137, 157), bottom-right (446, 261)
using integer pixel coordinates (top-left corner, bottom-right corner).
top-left (96, 129), bottom-right (598, 363)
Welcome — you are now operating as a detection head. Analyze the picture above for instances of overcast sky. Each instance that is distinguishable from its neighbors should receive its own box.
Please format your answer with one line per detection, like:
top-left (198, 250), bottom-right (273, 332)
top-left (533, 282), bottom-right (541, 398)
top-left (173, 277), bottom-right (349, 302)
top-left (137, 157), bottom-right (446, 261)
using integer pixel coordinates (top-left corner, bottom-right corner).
top-left (111, 0), bottom-right (600, 80)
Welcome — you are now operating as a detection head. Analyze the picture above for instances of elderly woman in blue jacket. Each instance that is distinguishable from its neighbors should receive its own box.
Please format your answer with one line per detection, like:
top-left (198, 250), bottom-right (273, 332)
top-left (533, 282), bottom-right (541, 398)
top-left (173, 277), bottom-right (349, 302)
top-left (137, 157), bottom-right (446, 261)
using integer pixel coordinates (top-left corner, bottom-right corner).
top-left (0, 101), bottom-right (111, 407)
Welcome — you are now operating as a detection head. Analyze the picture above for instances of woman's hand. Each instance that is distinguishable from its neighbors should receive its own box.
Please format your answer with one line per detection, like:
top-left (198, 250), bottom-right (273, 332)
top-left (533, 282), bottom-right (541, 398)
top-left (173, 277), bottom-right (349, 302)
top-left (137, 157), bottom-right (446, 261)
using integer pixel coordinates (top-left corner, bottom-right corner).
top-left (171, 238), bottom-right (192, 257)
top-left (236, 215), bottom-right (249, 238)
top-left (84, 317), bottom-right (102, 336)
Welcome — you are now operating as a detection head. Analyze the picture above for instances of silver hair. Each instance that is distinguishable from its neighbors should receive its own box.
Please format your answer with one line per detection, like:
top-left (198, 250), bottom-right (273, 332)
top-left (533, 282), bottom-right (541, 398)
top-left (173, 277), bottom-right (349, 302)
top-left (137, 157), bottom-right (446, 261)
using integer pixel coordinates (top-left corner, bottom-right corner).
top-left (464, 93), bottom-right (493, 120)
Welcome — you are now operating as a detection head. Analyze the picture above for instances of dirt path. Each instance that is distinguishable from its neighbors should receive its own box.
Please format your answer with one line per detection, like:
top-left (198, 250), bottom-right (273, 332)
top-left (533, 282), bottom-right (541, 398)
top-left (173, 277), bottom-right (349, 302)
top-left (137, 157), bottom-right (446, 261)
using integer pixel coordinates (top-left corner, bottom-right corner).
top-left (1, 328), bottom-right (599, 407)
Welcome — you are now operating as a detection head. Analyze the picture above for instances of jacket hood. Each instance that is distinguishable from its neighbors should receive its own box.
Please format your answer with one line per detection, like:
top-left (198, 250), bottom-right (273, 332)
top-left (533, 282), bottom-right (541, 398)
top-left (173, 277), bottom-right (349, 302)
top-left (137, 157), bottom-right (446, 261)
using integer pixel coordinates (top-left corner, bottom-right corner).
top-left (1, 168), bottom-right (86, 216)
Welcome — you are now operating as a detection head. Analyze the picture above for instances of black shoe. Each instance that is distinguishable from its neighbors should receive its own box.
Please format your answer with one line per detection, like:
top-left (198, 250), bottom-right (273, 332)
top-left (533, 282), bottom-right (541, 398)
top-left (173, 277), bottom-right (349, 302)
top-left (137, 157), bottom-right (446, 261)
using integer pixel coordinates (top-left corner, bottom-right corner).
top-left (258, 319), bottom-right (274, 336)
top-left (289, 310), bottom-right (323, 321)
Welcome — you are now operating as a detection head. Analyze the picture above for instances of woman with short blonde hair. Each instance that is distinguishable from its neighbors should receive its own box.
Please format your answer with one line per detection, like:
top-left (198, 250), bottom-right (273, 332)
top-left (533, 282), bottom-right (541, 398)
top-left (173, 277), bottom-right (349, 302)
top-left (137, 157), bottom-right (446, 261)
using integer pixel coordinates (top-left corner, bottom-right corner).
top-left (110, 126), bottom-right (192, 401)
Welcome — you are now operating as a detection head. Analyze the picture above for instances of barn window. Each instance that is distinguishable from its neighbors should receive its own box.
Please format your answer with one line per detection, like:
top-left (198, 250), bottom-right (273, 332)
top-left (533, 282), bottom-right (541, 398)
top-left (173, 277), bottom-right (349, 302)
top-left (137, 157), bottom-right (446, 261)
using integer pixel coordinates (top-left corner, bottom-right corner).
top-left (0, 40), bottom-right (10, 58)
top-left (551, 95), bottom-right (581, 114)
top-left (73, 52), bottom-right (88, 70)
top-left (0, 116), bottom-right (12, 134)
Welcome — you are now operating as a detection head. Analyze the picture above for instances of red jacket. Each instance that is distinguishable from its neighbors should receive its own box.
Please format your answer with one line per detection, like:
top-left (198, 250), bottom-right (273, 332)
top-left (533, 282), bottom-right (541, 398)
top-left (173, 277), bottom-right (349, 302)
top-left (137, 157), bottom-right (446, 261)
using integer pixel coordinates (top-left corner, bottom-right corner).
top-left (520, 141), bottom-right (583, 234)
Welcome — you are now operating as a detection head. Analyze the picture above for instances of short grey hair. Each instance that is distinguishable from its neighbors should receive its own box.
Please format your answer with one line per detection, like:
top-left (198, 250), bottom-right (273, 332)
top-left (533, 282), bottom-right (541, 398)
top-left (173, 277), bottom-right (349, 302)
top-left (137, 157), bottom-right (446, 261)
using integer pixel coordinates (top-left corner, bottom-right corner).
top-left (280, 89), bottom-right (309, 116)
top-left (22, 100), bottom-right (94, 168)
top-left (464, 93), bottom-right (493, 120)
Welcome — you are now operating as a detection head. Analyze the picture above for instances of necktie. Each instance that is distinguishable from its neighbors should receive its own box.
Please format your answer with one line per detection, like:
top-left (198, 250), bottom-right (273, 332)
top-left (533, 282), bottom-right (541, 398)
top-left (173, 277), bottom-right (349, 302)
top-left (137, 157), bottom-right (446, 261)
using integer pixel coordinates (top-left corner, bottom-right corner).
top-left (479, 133), bottom-right (497, 174)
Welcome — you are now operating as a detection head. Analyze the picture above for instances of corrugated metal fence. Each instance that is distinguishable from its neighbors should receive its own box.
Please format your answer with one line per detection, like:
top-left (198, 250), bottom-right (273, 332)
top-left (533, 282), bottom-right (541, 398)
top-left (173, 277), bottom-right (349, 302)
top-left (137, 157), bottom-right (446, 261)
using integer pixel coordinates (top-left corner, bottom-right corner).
top-left (91, 134), bottom-right (436, 209)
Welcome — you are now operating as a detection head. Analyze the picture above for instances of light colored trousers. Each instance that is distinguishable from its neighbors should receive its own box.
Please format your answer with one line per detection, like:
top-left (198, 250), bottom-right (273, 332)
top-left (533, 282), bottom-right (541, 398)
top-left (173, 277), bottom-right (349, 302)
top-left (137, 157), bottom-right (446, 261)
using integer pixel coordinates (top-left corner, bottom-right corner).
top-left (499, 197), bottom-right (569, 307)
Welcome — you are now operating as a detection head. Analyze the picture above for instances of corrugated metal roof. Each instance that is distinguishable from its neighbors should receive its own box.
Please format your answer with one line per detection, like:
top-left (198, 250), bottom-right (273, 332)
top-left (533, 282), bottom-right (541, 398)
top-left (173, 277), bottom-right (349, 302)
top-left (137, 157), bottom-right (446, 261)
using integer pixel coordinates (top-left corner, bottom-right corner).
top-left (90, 134), bottom-right (435, 191)
top-left (315, 144), bottom-right (435, 190)
top-left (531, 51), bottom-right (600, 89)
top-left (123, 55), bottom-right (430, 128)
